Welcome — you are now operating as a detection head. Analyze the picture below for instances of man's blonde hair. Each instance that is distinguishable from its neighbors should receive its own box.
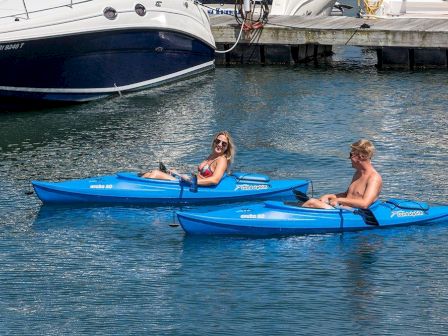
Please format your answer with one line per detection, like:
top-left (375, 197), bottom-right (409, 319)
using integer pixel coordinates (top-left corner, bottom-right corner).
top-left (351, 139), bottom-right (375, 160)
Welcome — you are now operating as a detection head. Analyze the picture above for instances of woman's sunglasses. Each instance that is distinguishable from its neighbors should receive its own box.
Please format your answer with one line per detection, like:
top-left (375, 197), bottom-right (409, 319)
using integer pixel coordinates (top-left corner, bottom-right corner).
top-left (214, 139), bottom-right (228, 147)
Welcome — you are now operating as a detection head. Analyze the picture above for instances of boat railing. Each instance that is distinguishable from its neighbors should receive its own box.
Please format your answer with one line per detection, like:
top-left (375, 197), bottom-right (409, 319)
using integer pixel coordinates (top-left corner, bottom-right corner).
top-left (1, 0), bottom-right (94, 20)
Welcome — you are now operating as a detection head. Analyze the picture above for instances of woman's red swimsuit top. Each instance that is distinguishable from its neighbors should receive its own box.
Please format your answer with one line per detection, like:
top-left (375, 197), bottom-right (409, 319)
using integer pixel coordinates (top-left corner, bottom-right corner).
top-left (198, 158), bottom-right (218, 178)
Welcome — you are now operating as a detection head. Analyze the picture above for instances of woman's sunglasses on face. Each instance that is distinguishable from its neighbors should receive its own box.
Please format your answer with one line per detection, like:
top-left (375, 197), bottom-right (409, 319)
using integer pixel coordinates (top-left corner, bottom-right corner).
top-left (214, 138), bottom-right (228, 147)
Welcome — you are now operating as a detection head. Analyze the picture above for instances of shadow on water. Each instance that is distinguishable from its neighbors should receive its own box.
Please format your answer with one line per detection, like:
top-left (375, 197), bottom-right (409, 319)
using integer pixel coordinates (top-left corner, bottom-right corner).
top-left (32, 204), bottom-right (180, 231)
top-left (31, 202), bottom-right (236, 237)
top-left (338, 234), bottom-right (383, 326)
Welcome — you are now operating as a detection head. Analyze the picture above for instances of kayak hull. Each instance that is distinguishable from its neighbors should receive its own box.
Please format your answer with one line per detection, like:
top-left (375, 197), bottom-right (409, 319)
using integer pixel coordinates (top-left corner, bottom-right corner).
top-left (32, 172), bottom-right (309, 205)
top-left (177, 199), bottom-right (448, 235)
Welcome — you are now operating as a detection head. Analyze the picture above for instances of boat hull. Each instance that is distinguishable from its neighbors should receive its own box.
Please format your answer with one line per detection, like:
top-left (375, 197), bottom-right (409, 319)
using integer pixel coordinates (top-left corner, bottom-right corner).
top-left (177, 199), bottom-right (448, 235)
top-left (0, 29), bottom-right (214, 103)
top-left (32, 172), bottom-right (309, 205)
top-left (0, 0), bottom-right (216, 104)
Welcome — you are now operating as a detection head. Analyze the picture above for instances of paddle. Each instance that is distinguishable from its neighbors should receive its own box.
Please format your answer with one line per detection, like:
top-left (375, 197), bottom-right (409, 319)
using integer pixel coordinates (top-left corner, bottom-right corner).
top-left (159, 161), bottom-right (198, 193)
top-left (159, 161), bottom-right (169, 173)
top-left (293, 189), bottom-right (310, 203)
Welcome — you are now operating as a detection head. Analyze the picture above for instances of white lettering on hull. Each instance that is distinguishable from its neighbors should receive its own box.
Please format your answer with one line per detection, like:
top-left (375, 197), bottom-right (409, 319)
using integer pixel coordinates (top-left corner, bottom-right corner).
top-left (0, 43), bottom-right (24, 51)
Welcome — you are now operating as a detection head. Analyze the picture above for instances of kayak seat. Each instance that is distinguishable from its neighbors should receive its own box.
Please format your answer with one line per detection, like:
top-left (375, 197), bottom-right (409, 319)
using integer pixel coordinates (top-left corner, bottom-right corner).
top-left (231, 172), bottom-right (270, 183)
top-left (356, 208), bottom-right (379, 226)
top-left (352, 201), bottom-right (383, 226)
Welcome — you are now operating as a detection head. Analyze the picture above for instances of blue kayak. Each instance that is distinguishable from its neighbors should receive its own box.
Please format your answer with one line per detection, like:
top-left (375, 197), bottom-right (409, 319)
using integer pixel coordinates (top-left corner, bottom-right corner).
top-left (177, 198), bottom-right (448, 235)
top-left (32, 172), bottom-right (309, 205)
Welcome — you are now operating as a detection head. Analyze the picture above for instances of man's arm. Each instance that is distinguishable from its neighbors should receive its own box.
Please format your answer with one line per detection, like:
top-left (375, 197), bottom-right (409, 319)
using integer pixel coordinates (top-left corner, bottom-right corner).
top-left (320, 190), bottom-right (347, 203)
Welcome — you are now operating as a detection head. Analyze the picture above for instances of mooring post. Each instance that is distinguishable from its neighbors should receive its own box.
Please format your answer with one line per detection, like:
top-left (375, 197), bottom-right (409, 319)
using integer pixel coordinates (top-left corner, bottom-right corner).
top-left (313, 45), bottom-right (319, 65)
top-left (446, 49), bottom-right (448, 70)
top-left (291, 45), bottom-right (299, 63)
top-left (376, 48), bottom-right (383, 70)
top-left (225, 44), bottom-right (230, 65)
top-left (409, 48), bottom-right (415, 70)
top-left (260, 45), bottom-right (265, 65)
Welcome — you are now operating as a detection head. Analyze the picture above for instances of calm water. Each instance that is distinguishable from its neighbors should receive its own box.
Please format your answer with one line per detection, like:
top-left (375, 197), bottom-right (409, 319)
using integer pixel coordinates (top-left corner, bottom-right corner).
top-left (1, 47), bottom-right (447, 335)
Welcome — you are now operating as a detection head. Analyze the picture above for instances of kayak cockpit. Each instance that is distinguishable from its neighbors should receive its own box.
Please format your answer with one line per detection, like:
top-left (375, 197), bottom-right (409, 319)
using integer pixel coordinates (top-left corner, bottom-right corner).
top-left (268, 200), bottom-right (382, 226)
top-left (117, 171), bottom-right (272, 186)
top-left (117, 172), bottom-right (189, 185)
top-left (272, 198), bottom-right (434, 228)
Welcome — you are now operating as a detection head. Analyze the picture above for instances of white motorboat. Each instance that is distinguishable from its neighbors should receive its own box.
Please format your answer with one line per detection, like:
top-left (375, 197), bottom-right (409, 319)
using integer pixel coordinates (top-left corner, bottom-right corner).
top-left (359, 0), bottom-right (448, 18)
top-left (0, 0), bottom-right (215, 104)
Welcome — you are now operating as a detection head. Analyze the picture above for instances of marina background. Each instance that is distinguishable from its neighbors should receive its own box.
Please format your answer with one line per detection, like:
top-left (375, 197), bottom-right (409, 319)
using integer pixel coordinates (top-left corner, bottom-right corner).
top-left (1, 41), bottom-right (448, 335)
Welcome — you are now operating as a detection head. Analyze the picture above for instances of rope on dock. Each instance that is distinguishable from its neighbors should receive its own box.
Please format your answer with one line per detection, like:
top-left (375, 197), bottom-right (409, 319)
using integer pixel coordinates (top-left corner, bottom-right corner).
top-left (357, 0), bottom-right (384, 16)
top-left (215, 20), bottom-right (246, 53)
top-left (205, 0), bottom-right (268, 54)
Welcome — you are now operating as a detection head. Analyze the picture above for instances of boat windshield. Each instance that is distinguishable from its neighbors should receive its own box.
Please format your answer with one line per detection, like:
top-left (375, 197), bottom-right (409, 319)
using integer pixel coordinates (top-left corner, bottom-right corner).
top-left (0, 0), bottom-right (93, 20)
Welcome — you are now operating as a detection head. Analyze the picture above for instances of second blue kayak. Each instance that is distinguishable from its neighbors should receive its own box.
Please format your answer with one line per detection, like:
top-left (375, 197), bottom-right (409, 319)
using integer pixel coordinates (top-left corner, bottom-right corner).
top-left (32, 172), bottom-right (309, 205)
top-left (177, 198), bottom-right (448, 235)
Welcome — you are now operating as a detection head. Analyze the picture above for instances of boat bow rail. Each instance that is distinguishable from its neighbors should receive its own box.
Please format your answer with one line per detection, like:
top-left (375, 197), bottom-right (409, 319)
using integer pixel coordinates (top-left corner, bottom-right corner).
top-left (0, 0), bottom-right (214, 47)
top-left (0, 0), bottom-right (92, 20)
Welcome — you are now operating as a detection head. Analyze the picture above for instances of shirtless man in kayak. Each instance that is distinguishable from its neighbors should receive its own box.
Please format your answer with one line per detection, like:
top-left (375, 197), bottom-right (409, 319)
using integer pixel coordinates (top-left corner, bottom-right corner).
top-left (303, 139), bottom-right (383, 210)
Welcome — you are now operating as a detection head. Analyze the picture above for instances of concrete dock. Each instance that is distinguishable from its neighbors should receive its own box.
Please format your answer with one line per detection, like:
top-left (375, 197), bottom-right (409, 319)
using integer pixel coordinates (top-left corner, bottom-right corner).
top-left (211, 15), bottom-right (448, 68)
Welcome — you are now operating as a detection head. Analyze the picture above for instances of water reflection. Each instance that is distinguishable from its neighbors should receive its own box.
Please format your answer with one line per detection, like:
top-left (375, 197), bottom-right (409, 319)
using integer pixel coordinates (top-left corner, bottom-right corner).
top-left (33, 205), bottom-right (175, 231)
top-left (339, 234), bottom-right (383, 328)
top-left (0, 74), bottom-right (215, 155)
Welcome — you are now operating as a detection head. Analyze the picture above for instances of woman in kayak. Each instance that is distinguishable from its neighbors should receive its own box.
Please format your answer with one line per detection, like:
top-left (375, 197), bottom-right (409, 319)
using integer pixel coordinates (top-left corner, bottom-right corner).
top-left (142, 131), bottom-right (235, 186)
top-left (303, 139), bottom-right (383, 209)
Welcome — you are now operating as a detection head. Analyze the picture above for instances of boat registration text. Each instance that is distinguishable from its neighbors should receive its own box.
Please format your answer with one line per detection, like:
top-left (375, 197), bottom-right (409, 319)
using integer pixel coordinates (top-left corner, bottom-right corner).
top-left (0, 43), bottom-right (25, 51)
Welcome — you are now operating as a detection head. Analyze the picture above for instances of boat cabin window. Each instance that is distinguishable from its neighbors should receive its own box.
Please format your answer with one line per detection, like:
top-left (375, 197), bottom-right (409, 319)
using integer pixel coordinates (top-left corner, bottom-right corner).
top-left (103, 7), bottom-right (117, 20)
top-left (135, 4), bottom-right (146, 16)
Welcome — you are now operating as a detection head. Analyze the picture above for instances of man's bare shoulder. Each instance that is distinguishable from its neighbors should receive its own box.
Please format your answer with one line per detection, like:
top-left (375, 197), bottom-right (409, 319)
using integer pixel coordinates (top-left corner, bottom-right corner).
top-left (370, 168), bottom-right (382, 180)
top-left (368, 169), bottom-right (383, 190)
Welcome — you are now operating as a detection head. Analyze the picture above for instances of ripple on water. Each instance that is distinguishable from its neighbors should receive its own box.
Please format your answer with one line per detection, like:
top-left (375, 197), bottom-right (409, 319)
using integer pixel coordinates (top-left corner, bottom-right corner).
top-left (0, 52), bottom-right (447, 334)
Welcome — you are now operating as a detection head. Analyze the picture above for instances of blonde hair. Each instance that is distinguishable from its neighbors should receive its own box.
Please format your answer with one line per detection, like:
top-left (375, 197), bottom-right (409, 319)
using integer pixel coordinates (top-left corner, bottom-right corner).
top-left (351, 139), bottom-right (375, 160)
top-left (211, 131), bottom-right (235, 168)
